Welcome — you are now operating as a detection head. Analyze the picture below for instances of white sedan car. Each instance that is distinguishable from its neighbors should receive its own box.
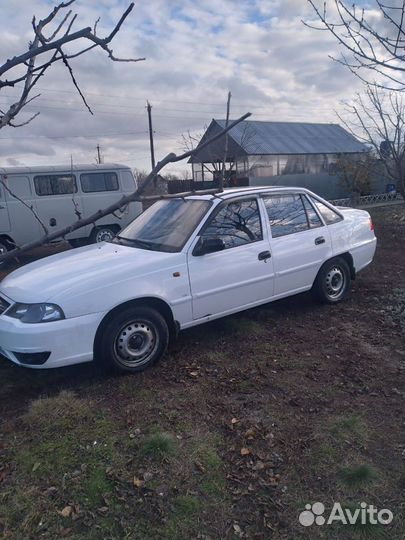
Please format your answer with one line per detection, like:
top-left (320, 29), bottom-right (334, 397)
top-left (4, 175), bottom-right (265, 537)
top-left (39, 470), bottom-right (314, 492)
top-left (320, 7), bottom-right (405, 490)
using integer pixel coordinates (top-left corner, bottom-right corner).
top-left (0, 187), bottom-right (376, 373)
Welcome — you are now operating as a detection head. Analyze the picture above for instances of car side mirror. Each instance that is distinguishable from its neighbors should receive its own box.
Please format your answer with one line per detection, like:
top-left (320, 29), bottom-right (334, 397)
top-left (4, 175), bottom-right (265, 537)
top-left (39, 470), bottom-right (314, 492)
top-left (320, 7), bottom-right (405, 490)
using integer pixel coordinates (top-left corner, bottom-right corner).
top-left (194, 237), bottom-right (225, 256)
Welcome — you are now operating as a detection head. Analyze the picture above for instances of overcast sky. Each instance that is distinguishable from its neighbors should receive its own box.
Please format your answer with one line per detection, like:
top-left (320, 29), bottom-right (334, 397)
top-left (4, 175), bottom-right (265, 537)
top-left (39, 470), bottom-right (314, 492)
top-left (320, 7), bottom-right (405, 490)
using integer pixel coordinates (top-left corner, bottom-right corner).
top-left (0, 0), bottom-right (380, 175)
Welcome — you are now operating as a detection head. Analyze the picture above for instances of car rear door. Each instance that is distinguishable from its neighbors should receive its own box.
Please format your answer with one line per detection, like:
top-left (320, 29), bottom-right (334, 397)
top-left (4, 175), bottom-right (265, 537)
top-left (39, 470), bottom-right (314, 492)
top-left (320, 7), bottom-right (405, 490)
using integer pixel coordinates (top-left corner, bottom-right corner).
top-left (262, 193), bottom-right (333, 297)
top-left (187, 197), bottom-right (275, 320)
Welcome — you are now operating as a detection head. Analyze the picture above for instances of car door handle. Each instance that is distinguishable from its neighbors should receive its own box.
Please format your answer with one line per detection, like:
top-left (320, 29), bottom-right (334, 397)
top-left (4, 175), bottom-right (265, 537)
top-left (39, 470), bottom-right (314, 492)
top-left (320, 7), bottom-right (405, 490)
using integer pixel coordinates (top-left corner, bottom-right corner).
top-left (315, 236), bottom-right (325, 245)
top-left (258, 250), bottom-right (271, 261)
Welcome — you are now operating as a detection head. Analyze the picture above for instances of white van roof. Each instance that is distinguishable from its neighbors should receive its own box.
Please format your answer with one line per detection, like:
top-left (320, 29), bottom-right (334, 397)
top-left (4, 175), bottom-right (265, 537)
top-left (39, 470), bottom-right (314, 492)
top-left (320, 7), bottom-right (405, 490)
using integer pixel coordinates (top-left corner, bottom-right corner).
top-left (0, 163), bottom-right (132, 175)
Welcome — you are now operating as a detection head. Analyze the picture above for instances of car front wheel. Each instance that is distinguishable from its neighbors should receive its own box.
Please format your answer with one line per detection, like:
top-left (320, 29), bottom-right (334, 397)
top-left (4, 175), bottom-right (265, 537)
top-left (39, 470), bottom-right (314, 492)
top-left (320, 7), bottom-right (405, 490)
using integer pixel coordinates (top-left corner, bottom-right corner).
top-left (312, 257), bottom-right (351, 304)
top-left (98, 306), bottom-right (169, 373)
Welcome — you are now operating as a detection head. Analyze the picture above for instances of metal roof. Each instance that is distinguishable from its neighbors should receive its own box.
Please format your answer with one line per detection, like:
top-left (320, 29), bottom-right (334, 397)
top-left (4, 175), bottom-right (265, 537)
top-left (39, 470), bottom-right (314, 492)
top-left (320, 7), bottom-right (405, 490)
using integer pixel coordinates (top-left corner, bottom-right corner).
top-left (214, 119), bottom-right (368, 155)
top-left (0, 163), bottom-right (131, 175)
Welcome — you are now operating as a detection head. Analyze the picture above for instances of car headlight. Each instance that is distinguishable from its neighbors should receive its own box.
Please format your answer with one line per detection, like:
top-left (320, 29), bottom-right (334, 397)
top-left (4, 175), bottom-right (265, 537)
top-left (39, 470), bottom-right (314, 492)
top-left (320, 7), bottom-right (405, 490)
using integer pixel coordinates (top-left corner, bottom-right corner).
top-left (7, 303), bottom-right (65, 323)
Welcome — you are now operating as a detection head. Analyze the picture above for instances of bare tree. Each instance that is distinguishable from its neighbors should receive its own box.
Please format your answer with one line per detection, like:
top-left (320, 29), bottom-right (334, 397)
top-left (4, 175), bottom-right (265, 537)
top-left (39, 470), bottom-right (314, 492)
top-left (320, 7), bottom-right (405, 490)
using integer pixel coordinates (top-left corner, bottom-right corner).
top-left (0, 112), bottom-right (252, 264)
top-left (0, 1), bottom-right (144, 129)
top-left (305, 1), bottom-right (405, 91)
top-left (335, 153), bottom-right (374, 195)
top-left (337, 84), bottom-right (405, 194)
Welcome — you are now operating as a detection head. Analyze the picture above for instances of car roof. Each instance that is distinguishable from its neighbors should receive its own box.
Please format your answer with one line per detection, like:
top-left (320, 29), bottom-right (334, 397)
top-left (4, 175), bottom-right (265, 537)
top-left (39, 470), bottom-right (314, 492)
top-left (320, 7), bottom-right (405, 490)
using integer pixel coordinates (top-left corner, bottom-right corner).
top-left (186, 185), bottom-right (314, 201)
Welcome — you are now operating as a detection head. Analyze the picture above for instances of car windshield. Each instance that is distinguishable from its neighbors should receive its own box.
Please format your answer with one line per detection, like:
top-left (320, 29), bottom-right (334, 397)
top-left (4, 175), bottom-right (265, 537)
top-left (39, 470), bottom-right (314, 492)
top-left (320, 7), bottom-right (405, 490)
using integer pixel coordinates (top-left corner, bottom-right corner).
top-left (113, 198), bottom-right (211, 252)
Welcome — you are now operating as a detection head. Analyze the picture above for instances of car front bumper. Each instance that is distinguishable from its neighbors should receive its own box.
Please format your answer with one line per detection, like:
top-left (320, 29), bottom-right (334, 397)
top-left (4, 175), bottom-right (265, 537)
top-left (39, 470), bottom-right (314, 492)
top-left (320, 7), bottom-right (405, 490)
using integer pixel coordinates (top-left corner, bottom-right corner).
top-left (0, 311), bottom-right (103, 369)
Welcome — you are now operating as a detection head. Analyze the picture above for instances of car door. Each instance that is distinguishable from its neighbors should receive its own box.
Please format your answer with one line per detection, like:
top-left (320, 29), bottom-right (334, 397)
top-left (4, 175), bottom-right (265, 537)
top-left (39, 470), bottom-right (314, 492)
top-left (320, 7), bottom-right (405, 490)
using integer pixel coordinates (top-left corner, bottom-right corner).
top-left (262, 193), bottom-right (333, 297)
top-left (187, 197), bottom-right (275, 320)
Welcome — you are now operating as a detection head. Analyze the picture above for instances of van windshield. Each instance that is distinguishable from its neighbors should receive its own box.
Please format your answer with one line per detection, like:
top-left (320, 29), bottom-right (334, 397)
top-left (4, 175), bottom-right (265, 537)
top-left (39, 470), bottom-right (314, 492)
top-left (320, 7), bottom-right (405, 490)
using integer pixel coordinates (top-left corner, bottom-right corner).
top-left (113, 198), bottom-right (211, 252)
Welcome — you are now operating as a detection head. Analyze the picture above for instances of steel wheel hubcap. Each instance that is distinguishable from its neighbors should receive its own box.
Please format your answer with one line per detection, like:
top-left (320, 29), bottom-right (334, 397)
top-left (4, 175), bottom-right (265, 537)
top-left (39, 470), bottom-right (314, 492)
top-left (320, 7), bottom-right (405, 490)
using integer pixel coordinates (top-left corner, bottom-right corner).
top-left (96, 229), bottom-right (114, 242)
top-left (114, 320), bottom-right (158, 367)
top-left (325, 266), bottom-right (345, 298)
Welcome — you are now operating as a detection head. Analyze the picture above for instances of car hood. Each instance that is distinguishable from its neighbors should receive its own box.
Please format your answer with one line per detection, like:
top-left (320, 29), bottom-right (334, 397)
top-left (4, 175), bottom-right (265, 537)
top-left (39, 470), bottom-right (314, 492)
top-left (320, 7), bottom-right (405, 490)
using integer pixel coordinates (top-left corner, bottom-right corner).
top-left (0, 242), bottom-right (183, 303)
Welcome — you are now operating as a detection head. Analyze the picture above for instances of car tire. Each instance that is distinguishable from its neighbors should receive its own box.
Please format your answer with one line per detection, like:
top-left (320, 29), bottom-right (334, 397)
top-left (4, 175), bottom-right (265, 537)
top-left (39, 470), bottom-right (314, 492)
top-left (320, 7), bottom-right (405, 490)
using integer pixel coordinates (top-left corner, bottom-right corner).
top-left (90, 226), bottom-right (117, 244)
top-left (98, 306), bottom-right (169, 374)
top-left (312, 256), bottom-right (351, 304)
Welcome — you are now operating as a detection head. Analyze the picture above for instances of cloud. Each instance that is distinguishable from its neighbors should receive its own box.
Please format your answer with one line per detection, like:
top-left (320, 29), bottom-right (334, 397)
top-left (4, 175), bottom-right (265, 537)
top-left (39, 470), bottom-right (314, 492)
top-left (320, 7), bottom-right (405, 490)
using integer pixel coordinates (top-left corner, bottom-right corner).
top-left (0, 0), bottom-right (379, 176)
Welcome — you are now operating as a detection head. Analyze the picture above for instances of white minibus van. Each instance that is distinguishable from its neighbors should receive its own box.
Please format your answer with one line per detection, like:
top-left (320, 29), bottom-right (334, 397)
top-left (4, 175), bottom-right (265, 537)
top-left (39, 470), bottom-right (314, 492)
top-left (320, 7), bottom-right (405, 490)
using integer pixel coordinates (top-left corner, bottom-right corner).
top-left (0, 163), bottom-right (142, 254)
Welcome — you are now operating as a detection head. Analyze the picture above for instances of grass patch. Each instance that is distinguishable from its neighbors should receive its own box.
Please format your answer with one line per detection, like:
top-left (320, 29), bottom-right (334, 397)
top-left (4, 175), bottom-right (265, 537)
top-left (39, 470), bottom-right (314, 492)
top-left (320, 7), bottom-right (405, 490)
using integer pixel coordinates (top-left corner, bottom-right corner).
top-left (339, 502), bottom-right (387, 539)
top-left (339, 464), bottom-right (378, 487)
top-left (331, 415), bottom-right (368, 439)
top-left (173, 495), bottom-right (201, 516)
top-left (23, 389), bottom-right (93, 433)
top-left (141, 432), bottom-right (177, 459)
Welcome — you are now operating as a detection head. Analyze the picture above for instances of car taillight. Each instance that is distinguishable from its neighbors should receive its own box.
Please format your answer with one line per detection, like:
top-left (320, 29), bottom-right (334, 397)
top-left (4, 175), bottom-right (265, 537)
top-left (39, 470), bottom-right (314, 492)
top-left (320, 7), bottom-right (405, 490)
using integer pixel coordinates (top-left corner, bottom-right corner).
top-left (369, 217), bottom-right (374, 231)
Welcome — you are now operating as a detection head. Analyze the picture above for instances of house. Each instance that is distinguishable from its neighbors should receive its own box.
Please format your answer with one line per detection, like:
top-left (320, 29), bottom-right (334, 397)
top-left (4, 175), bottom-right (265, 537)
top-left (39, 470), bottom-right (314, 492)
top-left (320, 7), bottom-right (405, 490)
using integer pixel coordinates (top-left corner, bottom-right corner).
top-left (189, 120), bottom-right (386, 199)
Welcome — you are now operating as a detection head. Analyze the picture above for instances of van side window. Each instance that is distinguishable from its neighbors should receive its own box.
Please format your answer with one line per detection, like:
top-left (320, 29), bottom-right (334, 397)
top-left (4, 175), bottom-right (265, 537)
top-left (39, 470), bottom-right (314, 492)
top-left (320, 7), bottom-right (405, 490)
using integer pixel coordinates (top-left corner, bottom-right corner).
top-left (80, 172), bottom-right (119, 193)
top-left (34, 174), bottom-right (77, 196)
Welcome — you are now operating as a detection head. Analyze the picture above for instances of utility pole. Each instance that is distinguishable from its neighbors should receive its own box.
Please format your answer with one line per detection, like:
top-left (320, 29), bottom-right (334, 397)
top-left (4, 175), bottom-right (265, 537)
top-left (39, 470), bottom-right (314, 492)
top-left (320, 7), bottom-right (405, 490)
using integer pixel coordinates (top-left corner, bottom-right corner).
top-left (96, 144), bottom-right (102, 164)
top-left (146, 101), bottom-right (155, 170)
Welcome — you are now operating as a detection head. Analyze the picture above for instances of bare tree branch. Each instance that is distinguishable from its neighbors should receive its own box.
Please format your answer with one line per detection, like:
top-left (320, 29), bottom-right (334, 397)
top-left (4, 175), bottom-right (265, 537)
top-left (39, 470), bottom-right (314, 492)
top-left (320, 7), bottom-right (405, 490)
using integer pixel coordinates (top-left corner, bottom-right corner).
top-left (337, 84), bottom-right (405, 194)
top-left (0, 1), bottom-right (144, 128)
top-left (304, 0), bottom-right (405, 91)
top-left (0, 112), bottom-right (252, 264)
top-left (0, 180), bottom-right (48, 235)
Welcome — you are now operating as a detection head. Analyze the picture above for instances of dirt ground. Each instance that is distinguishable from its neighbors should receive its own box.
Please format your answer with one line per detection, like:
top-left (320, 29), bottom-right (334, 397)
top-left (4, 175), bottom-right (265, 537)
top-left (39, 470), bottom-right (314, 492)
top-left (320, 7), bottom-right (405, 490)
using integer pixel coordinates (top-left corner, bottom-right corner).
top-left (0, 204), bottom-right (404, 540)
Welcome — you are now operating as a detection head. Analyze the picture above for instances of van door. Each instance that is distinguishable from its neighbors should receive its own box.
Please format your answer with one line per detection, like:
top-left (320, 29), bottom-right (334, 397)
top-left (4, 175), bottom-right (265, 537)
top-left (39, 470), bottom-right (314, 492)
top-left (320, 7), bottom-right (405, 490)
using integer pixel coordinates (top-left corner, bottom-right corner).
top-left (4, 175), bottom-right (40, 245)
top-left (79, 170), bottom-right (125, 232)
top-left (0, 180), bottom-right (11, 233)
top-left (32, 173), bottom-right (84, 239)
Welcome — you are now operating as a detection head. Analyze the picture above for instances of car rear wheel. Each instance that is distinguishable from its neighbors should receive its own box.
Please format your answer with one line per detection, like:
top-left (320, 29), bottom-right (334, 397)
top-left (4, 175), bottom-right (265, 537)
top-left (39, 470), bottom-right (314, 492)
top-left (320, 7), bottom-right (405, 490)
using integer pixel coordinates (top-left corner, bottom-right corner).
top-left (98, 306), bottom-right (169, 373)
top-left (312, 256), bottom-right (351, 304)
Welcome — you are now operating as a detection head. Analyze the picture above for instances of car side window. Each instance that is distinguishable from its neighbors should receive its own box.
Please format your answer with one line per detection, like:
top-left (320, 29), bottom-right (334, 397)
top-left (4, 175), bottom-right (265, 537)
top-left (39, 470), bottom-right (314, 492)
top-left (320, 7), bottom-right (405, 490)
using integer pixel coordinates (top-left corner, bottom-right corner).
top-left (302, 196), bottom-right (323, 228)
top-left (201, 199), bottom-right (263, 249)
top-left (263, 194), bottom-right (312, 238)
top-left (310, 197), bottom-right (342, 224)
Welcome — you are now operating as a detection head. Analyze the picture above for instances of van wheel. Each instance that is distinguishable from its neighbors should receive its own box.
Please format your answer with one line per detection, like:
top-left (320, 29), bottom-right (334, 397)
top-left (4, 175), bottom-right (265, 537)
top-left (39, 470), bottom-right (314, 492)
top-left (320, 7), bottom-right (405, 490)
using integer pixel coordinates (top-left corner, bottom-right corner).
top-left (98, 306), bottom-right (169, 373)
top-left (0, 240), bottom-right (8, 256)
top-left (91, 226), bottom-right (117, 244)
top-left (312, 257), bottom-right (351, 304)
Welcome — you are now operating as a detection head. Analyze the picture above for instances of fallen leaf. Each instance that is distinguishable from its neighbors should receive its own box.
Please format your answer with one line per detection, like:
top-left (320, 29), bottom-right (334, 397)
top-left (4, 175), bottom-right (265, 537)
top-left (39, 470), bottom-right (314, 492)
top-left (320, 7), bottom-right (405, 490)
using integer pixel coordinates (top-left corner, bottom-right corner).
top-left (252, 461), bottom-right (265, 471)
top-left (231, 417), bottom-right (239, 425)
top-left (32, 462), bottom-right (41, 472)
top-left (189, 371), bottom-right (199, 377)
top-left (240, 447), bottom-right (251, 456)
top-left (133, 477), bottom-right (144, 488)
top-left (194, 460), bottom-right (206, 473)
top-left (97, 506), bottom-right (109, 514)
top-left (60, 505), bottom-right (72, 518)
